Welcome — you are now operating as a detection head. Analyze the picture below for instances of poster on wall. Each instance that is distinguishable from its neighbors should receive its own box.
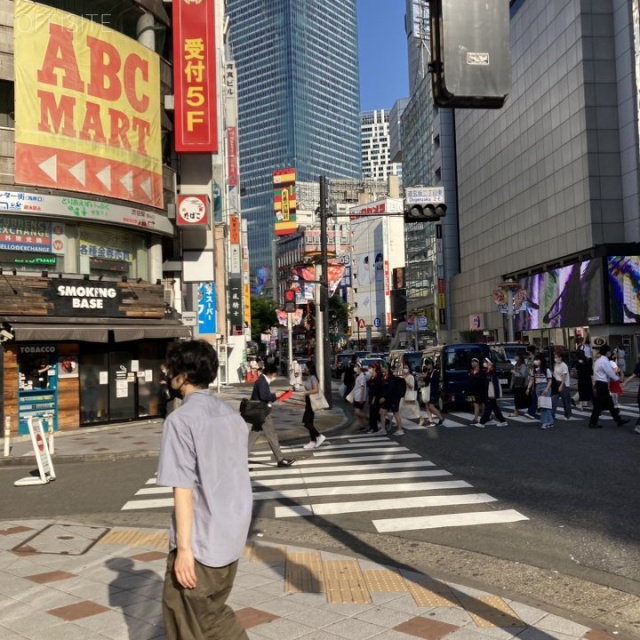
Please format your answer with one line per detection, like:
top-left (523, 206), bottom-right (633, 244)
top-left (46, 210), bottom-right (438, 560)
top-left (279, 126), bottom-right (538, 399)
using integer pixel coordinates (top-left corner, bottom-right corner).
top-left (514, 259), bottom-right (604, 330)
top-left (608, 256), bottom-right (640, 323)
top-left (58, 355), bottom-right (79, 379)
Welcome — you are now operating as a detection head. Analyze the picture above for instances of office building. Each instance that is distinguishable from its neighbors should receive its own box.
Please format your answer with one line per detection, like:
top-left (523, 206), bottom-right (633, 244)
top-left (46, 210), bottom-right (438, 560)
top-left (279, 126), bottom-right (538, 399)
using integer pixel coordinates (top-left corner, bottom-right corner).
top-left (227, 0), bottom-right (362, 278)
top-left (361, 110), bottom-right (402, 180)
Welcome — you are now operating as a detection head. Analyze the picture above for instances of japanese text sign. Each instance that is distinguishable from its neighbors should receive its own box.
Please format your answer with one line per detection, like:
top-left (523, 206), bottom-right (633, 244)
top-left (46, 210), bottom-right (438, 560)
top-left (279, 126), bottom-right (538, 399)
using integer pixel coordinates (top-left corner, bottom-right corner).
top-left (177, 195), bottom-right (209, 226)
top-left (173, 0), bottom-right (218, 152)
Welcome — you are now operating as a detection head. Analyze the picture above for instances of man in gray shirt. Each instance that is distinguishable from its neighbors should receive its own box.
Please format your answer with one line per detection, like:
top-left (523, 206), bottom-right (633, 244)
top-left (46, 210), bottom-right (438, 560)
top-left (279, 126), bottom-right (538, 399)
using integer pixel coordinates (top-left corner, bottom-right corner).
top-left (158, 340), bottom-right (251, 640)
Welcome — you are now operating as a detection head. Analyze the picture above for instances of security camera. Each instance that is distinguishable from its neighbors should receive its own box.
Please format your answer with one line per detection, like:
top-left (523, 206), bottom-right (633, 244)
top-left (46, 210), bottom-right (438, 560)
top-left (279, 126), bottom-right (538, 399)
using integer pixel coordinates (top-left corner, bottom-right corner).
top-left (0, 329), bottom-right (13, 342)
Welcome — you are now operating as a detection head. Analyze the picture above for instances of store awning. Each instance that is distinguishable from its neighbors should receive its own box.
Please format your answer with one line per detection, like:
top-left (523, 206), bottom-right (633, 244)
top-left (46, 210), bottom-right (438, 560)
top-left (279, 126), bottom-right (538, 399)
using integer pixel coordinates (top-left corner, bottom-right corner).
top-left (12, 325), bottom-right (110, 343)
top-left (11, 323), bottom-right (192, 343)
top-left (112, 325), bottom-right (192, 342)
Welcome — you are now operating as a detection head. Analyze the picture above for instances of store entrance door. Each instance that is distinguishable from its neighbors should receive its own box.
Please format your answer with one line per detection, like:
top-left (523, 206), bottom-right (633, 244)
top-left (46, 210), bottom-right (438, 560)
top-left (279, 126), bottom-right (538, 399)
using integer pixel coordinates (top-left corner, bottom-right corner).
top-left (108, 351), bottom-right (137, 422)
top-left (80, 348), bottom-right (139, 425)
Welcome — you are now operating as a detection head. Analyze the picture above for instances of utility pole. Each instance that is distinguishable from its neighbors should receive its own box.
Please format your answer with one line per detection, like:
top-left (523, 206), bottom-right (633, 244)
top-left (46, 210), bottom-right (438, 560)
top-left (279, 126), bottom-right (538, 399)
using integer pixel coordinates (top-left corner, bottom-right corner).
top-left (319, 176), bottom-right (332, 407)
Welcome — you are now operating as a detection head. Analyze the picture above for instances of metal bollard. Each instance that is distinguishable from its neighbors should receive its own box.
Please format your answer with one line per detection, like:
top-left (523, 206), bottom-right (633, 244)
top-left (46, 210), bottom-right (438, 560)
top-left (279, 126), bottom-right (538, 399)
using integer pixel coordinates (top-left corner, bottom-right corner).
top-left (3, 416), bottom-right (9, 457)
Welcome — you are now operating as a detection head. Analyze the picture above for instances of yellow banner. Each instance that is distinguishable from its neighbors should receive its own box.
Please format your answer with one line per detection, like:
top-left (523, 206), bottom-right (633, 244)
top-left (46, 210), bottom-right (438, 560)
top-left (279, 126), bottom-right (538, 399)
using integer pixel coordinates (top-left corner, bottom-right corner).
top-left (14, 0), bottom-right (163, 207)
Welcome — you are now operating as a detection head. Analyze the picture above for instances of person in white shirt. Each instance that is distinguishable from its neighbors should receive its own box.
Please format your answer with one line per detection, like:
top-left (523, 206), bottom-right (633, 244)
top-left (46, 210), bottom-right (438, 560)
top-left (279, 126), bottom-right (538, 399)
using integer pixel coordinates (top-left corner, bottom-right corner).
top-left (552, 354), bottom-right (571, 420)
top-left (588, 344), bottom-right (629, 429)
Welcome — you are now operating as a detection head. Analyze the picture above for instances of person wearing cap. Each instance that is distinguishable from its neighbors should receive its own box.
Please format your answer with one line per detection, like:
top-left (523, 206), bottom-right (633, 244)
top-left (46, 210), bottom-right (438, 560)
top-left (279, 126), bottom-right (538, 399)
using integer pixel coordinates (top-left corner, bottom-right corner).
top-left (465, 358), bottom-right (486, 425)
top-left (589, 344), bottom-right (630, 429)
top-left (476, 358), bottom-right (508, 428)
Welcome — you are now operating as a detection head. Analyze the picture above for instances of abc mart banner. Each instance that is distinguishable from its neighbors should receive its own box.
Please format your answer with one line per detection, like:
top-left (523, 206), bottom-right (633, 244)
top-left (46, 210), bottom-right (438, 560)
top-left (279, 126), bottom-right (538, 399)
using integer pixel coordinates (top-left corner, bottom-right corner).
top-left (14, 0), bottom-right (163, 209)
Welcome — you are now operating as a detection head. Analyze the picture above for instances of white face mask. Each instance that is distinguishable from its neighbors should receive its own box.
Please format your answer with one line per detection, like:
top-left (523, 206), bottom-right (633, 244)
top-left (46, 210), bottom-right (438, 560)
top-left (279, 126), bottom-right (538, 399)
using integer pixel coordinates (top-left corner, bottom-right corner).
top-left (365, 371), bottom-right (372, 380)
top-left (534, 360), bottom-right (541, 367)
top-left (403, 368), bottom-right (409, 374)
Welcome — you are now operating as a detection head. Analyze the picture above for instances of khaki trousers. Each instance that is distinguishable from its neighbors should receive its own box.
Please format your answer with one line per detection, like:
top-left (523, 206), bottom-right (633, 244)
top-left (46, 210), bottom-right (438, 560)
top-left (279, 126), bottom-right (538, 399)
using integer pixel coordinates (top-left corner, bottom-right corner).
top-left (163, 551), bottom-right (248, 640)
top-left (247, 415), bottom-right (285, 462)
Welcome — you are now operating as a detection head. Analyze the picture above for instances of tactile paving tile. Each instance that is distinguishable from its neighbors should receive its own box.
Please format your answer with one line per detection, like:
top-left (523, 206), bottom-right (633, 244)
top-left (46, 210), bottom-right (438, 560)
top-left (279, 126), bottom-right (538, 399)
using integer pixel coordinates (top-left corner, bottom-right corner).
top-left (458, 595), bottom-right (524, 628)
top-left (250, 544), bottom-right (285, 564)
top-left (363, 569), bottom-right (408, 593)
top-left (322, 559), bottom-right (371, 604)
top-left (97, 529), bottom-right (169, 550)
top-left (285, 551), bottom-right (326, 593)
top-left (404, 578), bottom-right (458, 608)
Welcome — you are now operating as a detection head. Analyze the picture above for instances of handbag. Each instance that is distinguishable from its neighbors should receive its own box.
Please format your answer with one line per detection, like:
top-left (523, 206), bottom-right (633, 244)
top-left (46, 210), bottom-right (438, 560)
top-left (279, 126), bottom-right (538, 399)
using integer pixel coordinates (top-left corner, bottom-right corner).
top-left (309, 390), bottom-right (329, 411)
top-left (345, 388), bottom-right (355, 404)
top-left (420, 386), bottom-right (431, 404)
top-left (404, 389), bottom-right (417, 402)
top-left (239, 399), bottom-right (271, 427)
top-left (338, 383), bottom-right (347, 397)
top-left (537, 395), bottom-right (553, 409)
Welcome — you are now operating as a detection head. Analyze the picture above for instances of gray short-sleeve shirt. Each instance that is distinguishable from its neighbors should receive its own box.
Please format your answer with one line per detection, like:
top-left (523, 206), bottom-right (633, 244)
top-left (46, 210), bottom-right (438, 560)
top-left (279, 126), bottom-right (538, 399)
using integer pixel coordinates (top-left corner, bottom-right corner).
top-left (157, 389), bottom-right (252, 567)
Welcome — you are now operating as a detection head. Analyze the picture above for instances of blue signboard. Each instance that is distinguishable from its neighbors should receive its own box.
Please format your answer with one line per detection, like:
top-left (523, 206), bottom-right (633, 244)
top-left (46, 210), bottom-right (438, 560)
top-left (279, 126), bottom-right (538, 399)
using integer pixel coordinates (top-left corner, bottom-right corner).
top-left (197, 282), bottom-right (217, 335)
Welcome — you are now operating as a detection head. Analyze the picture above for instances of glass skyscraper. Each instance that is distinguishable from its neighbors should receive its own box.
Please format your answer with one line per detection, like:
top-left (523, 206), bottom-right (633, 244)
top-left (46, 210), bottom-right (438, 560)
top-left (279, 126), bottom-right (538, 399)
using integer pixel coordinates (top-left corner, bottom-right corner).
top-left (227, 0), bottom-right (362, 276)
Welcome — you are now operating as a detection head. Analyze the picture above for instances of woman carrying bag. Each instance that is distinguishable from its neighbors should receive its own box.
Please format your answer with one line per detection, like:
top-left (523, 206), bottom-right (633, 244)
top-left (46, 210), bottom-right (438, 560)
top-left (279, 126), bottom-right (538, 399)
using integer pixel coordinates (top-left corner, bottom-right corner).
top-left (527, 355), bottom-right (554, 429)
top-left (300, 361), bottom-right (327, 449)
top-left (352, 363), bottom-right (369, 429)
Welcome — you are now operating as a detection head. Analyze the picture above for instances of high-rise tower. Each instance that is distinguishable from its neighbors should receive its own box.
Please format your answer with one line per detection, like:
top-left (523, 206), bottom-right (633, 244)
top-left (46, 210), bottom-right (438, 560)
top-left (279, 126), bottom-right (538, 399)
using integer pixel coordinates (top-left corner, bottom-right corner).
top-left (227, 0), bottom-right (362, 277)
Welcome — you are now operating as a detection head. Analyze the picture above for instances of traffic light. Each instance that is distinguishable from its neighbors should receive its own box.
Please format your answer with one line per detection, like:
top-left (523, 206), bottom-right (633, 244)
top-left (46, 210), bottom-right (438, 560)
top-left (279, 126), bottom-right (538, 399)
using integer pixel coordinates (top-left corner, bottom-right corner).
top-left (404, 186), bottom-right (447, 223)
top-left (429, 0), bottom-right (511, 109)
top-left (284, 289), bottom-right (296, 313)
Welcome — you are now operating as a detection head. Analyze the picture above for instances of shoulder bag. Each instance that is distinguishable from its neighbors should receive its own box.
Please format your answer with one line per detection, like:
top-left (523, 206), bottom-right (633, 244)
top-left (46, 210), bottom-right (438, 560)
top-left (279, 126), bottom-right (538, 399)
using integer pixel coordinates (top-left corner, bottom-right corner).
top-left (404, 376), bottom-right (417, 402)
top-left (345, 388), bottom-right (355, 404)
top-left (239, 398), bottom-right (271, 428)
top-left (537, 395), bottom-right (553, 409)
top-left (309, 389), bottom-right (330, 411)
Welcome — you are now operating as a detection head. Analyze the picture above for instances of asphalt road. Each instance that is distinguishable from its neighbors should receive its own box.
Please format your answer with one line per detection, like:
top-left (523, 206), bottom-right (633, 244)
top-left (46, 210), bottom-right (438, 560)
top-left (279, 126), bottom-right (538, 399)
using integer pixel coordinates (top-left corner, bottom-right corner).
top-left (1, 397), bottom-right (639, 601)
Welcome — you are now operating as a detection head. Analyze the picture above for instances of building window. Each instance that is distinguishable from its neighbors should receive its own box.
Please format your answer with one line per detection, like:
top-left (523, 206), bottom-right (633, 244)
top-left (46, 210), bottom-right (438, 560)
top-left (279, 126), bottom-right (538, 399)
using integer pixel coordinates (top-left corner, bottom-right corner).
top-left (0, 80), bottom-right (15, 128)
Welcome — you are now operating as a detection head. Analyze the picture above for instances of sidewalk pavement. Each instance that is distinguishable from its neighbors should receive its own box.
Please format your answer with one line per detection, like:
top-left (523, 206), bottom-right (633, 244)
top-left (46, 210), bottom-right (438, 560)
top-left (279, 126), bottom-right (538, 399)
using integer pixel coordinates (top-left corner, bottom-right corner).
top-left (0, 520), bottom-right (622, 640)
top-left (0, 383), bottom-right (631, 639)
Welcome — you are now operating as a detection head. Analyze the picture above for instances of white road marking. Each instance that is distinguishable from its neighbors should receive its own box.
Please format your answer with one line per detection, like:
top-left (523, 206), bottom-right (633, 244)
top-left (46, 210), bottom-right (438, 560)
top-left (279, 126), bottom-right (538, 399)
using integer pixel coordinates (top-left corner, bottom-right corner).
top-left (249, 460), bottom-right (436, 477)
top-left (122, 498), bottom-right (173, 510)
top-left (252, 469), bottom-right (451, 487)
top-left (373, 509), bottom-right (529, 532)
top-left (275, 493), bottom-right (498, 517)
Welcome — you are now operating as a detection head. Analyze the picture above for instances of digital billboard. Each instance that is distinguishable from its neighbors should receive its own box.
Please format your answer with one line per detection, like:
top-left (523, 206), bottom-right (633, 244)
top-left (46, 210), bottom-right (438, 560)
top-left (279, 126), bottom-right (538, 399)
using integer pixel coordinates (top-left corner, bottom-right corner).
top-left (608, 256), bottom-right (640, 324)
top-left (514, 259), bottom-right (605, 330)
top-left (14, 0), bottom-right (163, 208)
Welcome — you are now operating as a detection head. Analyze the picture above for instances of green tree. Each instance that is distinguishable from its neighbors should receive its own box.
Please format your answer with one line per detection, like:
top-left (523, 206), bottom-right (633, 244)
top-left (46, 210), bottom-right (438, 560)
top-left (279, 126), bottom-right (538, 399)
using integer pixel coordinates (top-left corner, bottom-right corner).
top-left (250, 296), bottom-right (279, 342)
top-left (328, 295), bottom-right (349, 333)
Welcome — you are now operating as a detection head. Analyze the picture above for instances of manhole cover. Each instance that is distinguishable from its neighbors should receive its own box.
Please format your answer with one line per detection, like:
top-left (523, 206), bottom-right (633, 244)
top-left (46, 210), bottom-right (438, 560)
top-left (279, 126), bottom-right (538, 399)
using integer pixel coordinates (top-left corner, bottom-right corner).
top-left (13, 524), bottom-right (109, 555)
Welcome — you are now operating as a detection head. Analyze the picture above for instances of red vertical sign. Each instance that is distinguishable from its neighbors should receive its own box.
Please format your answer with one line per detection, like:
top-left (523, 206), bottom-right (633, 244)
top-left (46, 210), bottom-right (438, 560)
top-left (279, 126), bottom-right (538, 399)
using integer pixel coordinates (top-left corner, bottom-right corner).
top-left (173, 0), bottom-right (218, 152)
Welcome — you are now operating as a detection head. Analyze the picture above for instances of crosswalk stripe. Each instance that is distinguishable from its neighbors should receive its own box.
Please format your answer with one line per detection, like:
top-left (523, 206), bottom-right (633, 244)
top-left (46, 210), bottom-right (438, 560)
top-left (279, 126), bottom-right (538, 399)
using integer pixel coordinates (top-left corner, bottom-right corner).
top-left (252, 479), bottom-right (472, 500)
top-left (122, 498), bottom-right (173, 510)
top-left (249, 460), bottom-right (436, 477)
top-left (252, 469), bottom-right (451, 487)
top-left (303, 446), bottom-right (409, 457)
top-left (136, 487), bottom-right (171, 495)
top-left (286, 453), bottom-right (422, 465)
top-left (275, 493), bottom-right (498, 517)
top-left (373, 509), bottom-right (529, 532)
top-left (288, 441), bottom-right (401, 451)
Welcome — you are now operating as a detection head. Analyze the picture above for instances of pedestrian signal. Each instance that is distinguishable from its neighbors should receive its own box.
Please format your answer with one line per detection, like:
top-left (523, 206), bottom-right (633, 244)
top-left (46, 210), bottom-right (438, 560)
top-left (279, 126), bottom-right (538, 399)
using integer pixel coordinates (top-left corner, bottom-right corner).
top-left (284, 289), bottom-right (296, 313)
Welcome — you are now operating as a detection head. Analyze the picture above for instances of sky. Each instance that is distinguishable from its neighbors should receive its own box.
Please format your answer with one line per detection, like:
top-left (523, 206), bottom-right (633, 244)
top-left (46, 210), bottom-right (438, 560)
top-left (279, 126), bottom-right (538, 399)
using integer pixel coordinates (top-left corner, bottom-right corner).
top-left (358, 0), bottom-right (409, 111)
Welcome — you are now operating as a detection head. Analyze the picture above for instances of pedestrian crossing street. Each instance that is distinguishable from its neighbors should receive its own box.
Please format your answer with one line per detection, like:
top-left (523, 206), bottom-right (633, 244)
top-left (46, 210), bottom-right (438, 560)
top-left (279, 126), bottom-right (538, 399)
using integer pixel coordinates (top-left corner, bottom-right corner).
top-left (400, 401), bottom-right (640, 429)
top-left (121, 434), bottom-right (530, 534)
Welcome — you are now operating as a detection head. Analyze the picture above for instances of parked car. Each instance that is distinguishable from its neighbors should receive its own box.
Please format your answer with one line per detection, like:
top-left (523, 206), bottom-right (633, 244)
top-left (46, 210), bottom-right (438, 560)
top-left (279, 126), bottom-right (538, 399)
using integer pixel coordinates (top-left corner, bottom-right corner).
top-left (359, 357), bottom-right (386, 371)
top-left (490, 343), bottom-right (528, 366)
top-left (489, 345), bottom-right (518, 389)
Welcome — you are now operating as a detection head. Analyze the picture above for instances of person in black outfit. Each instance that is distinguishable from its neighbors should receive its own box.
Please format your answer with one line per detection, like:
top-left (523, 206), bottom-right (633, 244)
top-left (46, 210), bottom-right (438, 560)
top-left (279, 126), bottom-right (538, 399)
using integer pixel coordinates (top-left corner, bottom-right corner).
top-left (466, 357), bottom-right (486, 425)
top-left (248, 364), bottom-right (295, 467)
top-left (366, 362), bottom-right (384, 433)
top-left (476, 358), bottom-right (508, 428)
top-left (379, 362), bottom-right (404, 435)
top-left (574, 350), bottom-right (593, 411)
top-left (342, 357), bottom-right (357, 399)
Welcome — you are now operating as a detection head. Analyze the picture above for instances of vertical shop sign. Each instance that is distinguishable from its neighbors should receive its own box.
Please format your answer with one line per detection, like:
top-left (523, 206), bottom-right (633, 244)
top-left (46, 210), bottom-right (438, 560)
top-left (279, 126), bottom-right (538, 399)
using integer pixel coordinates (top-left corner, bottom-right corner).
top-left (197, 282), bottom-right (217, 334)
top-left (273, 168), bottom-right (297, 236)
top-left (173, 0), bottom-right (218, 152)
top-left (228, 278), bottom-right (242, 325)
top-left (227, 127), bottom-right (238, 186)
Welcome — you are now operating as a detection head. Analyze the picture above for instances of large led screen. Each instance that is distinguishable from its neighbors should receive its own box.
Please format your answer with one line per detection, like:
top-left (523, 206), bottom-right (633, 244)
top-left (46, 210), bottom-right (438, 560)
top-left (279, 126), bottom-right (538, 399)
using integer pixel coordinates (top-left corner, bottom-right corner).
top-left (607, 256), bottom-right (640, 324)
top-left (514, 259), bottom-right (604, 331)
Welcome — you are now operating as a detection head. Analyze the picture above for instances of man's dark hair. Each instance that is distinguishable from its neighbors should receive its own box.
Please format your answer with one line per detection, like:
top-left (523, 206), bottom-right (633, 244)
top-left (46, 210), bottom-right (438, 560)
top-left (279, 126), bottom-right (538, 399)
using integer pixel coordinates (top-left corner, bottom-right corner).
top-left (263, 363), bottom-right (278, 376)
top-left (166, 340), bottom-right (218, 387)
top-left (599, 344), bottom-right (610, 356)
